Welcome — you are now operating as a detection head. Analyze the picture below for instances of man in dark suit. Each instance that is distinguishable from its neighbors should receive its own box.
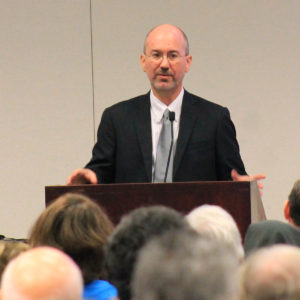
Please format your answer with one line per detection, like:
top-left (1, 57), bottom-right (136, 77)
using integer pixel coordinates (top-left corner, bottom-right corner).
top-left (67, 24), bottom-right (265, 185)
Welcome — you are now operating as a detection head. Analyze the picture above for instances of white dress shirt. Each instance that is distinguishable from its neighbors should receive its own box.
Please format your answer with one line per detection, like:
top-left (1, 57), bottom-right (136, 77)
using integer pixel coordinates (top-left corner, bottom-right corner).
top-left (150, 88), bottom-right (184, 180)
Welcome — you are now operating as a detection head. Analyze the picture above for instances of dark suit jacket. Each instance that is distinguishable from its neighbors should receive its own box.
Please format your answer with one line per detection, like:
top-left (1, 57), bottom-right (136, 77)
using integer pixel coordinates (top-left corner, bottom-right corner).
top-left (85, 90), bottom-right (246, 183)
top-left (244, 220), bottom-right (300, 256)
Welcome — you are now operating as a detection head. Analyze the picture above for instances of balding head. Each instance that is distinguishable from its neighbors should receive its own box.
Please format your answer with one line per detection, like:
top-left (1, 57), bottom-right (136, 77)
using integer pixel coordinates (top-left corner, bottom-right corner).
top-left (240, 245), bottom-right (300, 300)
top-left (140, 24), bottom-right (192, 104)
top-left (143, 24), bottom-right (189, 55)
top-left (1, 246), bottom-right (83, 300)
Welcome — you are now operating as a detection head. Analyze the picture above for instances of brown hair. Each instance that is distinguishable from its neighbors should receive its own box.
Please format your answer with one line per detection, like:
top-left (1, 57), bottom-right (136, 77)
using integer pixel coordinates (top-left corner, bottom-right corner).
top-left (29, 193), bottom-right (114, 283)
top-left (0, 241), bottom-right (30, 283)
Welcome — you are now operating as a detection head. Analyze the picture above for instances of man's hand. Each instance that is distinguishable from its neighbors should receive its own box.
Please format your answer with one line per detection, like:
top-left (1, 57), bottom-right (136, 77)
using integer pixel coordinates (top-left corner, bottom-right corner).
top-left (66, 168), bottom-right (98, 185)
top-left (231, 169), bottom-right (266, 192)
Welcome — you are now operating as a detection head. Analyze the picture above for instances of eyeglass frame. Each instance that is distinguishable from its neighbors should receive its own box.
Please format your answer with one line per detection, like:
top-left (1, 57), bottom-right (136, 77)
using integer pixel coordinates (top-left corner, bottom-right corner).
top-left (144, 50), bottom-right (188, 63)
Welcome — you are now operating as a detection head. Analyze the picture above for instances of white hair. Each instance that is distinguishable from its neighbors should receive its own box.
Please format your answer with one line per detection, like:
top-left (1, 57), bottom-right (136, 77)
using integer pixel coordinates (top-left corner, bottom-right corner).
top-left (185, 204), bottom-right (244, 262)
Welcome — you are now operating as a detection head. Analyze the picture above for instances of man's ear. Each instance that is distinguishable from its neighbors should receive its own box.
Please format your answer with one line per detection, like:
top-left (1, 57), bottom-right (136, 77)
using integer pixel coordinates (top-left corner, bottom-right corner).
top-left (140, 54), bottom-right (146, 72)
top-left (184, 55), bottom-right (192, 73)
top-left (284, 199), bottom-right (292, 223)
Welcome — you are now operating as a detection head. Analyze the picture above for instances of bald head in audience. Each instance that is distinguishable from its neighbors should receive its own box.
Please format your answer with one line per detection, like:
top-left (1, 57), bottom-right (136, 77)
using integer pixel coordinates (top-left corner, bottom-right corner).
top-left (186, 204), bottom-right (244, 262)
top-left (0, 246), bottom-right (83, 300)
top-left (240, 245), bottom-right (300, 300)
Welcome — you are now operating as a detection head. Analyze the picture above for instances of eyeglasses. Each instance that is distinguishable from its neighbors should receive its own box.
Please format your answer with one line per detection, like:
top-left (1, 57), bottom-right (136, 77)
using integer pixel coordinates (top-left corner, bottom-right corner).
top-left (145, 51), bottom-right (186, 63)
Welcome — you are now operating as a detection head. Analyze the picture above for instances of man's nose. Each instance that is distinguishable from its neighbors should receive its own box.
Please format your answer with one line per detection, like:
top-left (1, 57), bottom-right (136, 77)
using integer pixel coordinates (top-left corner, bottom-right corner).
top-left (159, 55), bottom-right (170, 68)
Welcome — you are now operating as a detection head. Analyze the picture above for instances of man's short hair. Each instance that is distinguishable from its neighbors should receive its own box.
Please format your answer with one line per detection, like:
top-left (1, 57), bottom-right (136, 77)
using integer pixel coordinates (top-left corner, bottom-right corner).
top-left (186, 204), bottom-right (244, 262)
top-left (105, 205), bottom-right (190, 300)
top-left (240, 244), bottom-right (300, 300)
top-left (132, 229), bottom-right (239, 300)
top-left (289, 179), bottom-right (300, 226)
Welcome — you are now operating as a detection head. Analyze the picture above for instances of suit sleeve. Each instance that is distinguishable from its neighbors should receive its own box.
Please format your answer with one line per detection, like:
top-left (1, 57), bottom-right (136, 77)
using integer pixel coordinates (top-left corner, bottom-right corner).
top-left (85, 108), bottom-right (116, 183)
top-left (215, 108), bottom-right (247, 180)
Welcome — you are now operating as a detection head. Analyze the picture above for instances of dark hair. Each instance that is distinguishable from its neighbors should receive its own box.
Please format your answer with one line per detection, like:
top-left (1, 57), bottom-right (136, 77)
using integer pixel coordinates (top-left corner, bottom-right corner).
top-left (29, 193), bottom-right (114, 283)
top-left (289, 179), bottom-right (300, 226)
top-left (105, 205), bottom-right (189, 300)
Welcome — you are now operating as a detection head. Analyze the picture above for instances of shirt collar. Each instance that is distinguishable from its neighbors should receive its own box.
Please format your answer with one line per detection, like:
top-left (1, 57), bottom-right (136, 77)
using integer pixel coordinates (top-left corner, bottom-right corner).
top-left (150, 88), bottom-right (184, 123)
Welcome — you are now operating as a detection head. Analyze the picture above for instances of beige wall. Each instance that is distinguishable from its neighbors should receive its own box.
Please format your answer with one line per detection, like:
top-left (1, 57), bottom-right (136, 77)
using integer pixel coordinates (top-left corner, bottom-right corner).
top-left (0, 0), bottom-right (94, 237)
top-left (1, 0), bottom-right (299, 237)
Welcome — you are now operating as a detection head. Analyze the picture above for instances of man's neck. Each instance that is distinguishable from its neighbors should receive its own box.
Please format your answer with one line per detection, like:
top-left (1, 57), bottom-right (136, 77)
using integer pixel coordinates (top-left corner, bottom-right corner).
top-left (289, 219), bottom-right (300, 230)
top-left (152, 87), bottom-right (183, 106)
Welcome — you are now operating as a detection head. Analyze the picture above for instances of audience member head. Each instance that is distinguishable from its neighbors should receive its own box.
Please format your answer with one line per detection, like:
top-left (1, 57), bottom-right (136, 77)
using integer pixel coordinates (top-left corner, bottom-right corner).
top-left (284, 178), bottom-right (300, 227)
top-left (0, 246), bottom-right (83, 300)
top-left (132, 229), bottom-right (239, 300)
top-left (105, 205), bottom-right (190, 300)
top-left (186, 204), bottom-right (244, 262)
top-left (0, 241), bottom-right (29, 284)
top-left (29, 193), bottom-right (114, 283)
top-left (239, 244), bottom-right (300, 300)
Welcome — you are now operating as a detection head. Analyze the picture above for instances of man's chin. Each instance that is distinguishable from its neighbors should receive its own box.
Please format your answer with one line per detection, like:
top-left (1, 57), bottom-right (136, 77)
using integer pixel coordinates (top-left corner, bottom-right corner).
top-left (153, 82), bottom-right (175, 92)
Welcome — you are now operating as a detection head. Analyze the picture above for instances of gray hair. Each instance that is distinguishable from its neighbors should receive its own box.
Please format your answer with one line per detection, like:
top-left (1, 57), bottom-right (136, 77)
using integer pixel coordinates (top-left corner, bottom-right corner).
top-left (105, 205), bottom-right (189, 300)
top-left (132, 229), bottom-right (239, 300)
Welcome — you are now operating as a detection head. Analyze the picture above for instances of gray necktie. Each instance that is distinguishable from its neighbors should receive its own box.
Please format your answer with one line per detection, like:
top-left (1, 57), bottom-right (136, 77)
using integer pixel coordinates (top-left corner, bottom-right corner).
top-left (154, 109), bottom-right (174, 182)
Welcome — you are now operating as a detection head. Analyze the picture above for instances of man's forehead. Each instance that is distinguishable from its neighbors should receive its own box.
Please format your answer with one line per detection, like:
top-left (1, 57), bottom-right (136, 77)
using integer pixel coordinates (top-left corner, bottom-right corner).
top-left (145, 31), bottom-right (186, 51)
top-left (147, 26), bottom-right (184, 42)
top-left (143, 24), bottom-right (189, 55)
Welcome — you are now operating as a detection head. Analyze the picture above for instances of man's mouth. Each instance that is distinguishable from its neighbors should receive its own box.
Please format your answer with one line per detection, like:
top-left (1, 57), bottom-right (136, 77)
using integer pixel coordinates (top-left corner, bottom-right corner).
top-left (156, 74), bottom-right (172, 79)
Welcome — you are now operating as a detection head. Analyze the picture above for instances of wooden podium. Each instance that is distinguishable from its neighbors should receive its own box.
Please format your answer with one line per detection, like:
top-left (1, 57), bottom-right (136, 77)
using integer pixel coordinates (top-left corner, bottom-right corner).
top-left (45, 181), bottom-right (265, 240)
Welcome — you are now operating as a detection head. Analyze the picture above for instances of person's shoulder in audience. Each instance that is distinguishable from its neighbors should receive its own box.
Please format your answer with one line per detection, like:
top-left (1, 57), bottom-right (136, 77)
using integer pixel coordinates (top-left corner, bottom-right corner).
top-left (244, 178), bottom-right (300, 256)
top-left (244, 220), bottom-right (300, 256)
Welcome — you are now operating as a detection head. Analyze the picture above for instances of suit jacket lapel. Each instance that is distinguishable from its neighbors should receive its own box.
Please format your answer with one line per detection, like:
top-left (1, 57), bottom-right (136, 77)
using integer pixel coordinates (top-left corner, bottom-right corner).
top-left (173, 91), bottom-right (198, 177)
top-left (134, 93), bottom-right (152, 181)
